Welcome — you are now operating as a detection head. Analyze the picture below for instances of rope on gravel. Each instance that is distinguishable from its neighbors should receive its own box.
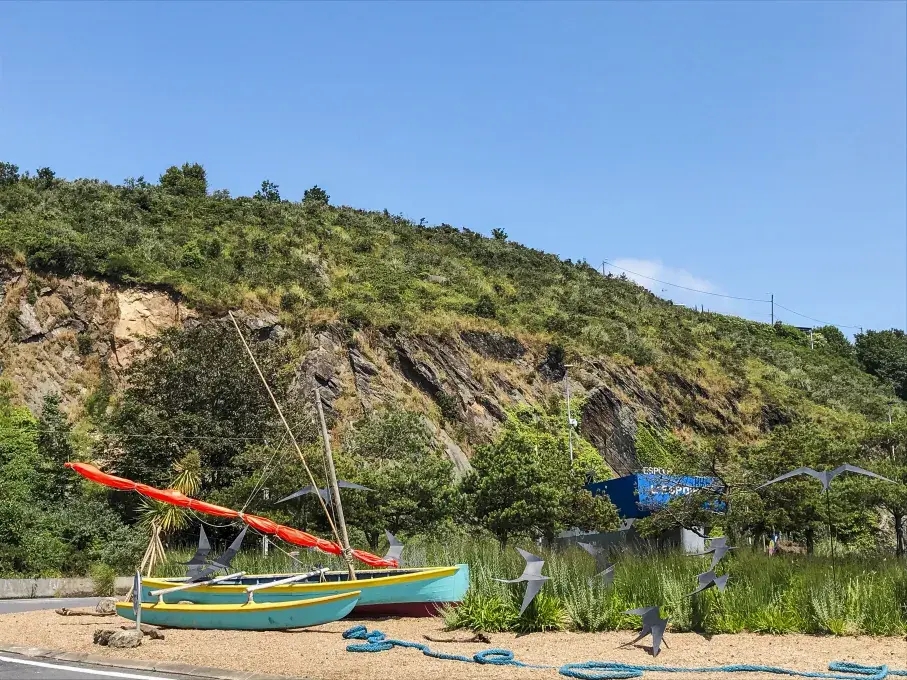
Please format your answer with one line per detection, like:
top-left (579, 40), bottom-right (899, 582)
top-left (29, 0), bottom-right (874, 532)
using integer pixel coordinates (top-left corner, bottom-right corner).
top-left (341, 625), bottom-right (907, 680)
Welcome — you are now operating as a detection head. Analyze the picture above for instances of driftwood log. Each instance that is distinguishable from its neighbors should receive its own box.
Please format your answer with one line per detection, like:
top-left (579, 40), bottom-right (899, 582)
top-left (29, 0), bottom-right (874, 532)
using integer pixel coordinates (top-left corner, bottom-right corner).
top-left (423, 633), bottom-right (491, 644)
top-left (56, 608), bottom-right (114, 617)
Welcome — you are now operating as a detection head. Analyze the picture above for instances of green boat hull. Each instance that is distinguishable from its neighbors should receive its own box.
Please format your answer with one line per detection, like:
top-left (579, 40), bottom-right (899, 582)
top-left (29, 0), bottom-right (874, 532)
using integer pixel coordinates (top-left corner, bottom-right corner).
top-left (116, 590), bottom-right (359, 630)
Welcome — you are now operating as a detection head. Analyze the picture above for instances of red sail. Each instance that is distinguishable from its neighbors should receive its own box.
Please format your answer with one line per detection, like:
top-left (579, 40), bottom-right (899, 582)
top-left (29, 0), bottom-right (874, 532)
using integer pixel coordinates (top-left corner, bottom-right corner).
top-left (64, 462), bottom-right (397, 568)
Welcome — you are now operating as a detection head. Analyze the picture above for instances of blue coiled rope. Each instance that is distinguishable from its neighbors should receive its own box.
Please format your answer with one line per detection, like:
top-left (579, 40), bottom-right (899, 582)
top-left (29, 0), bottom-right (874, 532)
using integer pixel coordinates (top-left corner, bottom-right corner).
top-left (342, 626), bottom-right (907, 680)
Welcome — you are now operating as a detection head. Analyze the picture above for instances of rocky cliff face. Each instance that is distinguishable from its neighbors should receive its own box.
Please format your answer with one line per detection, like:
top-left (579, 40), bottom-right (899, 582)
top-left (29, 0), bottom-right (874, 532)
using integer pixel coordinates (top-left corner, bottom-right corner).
top-left (2, 267), bottom-right (719, 476)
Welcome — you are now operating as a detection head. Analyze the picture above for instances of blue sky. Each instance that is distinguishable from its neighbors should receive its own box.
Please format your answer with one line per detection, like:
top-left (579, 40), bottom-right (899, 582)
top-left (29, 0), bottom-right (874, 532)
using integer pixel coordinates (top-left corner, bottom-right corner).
top-left (1, 1), bottom-right (904, 334)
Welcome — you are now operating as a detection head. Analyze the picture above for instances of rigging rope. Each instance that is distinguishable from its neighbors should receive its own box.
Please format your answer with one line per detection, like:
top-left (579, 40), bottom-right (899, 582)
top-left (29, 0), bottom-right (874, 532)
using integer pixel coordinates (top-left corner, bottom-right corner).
top-left (342, 626), bottom-right (906, 680)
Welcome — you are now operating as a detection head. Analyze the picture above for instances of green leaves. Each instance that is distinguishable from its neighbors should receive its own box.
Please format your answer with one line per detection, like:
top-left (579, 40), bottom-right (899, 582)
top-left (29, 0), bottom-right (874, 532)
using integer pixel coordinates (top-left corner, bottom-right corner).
top-left (856, 329), bottom-right (907, 400)
top-left (462, 406), bottom-right (617, 544)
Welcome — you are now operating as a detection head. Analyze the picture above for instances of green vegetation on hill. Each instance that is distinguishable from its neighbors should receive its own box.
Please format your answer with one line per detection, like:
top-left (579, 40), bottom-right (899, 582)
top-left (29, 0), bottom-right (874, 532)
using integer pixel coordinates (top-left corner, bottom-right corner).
top-left (1, 161), bottom-right (906, 577)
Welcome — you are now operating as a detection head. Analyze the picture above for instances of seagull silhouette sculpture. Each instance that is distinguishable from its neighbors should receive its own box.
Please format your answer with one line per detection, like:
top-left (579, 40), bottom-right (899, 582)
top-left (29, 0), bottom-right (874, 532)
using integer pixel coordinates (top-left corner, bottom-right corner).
top-left (383, 530), bottom-right (404, 564)
top-left (189, 527), bottom-right (248, 582)
top-left (756, 464), bottom-right (892, 491)
top-left (275, 481), bottom-right (374, 505)
top-left (494, 548), bottom-right (550, 616)
top-left (180, 525), bottom-right (212, 578)
top-left (695, 536), bottom-right (734, 571)
top-left (577, 542), bottom-right (615, 586)
top-left (622, 606), bottom-right (670, 657)
top-left (687, 569), bottom-right (729, 597)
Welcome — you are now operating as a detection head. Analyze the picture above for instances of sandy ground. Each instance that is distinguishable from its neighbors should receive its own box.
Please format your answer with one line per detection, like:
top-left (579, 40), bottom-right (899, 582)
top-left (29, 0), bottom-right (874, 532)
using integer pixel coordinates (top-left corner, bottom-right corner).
top-left (0, 610), bottom-right (904, 680)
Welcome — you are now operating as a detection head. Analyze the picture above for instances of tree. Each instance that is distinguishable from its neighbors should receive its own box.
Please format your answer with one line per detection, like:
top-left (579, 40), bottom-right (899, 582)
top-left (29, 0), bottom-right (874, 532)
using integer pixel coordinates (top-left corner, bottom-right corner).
top-left (815, 325), bottom-right (853, 361)
top-left (255, 180), bottom-right (281, 202)
top-left (0, 162), bottom-right (19, 186)
top-left (36, 394), bottom-right (76, 503)
top-left (35, 167), bottom-right (56, 189)
top-left (159, 163), bottom-right (208, 198)
top-left (491, 228), bottom-right (508, 241)
top-left (302, 185), bottom-right (329, 206)
top-left (336, 409), bottom-right (455, 550)
top-left (461, 407), bottom-right (617, 544)
top-left (106, 323), bottom-right (298, 492)
top-left (855, 329), bottom-right (907, 399)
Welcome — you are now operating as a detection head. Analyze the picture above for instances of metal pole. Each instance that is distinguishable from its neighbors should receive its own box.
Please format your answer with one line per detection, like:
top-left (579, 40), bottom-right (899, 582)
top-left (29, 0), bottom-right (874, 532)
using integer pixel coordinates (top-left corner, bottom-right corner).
top-left (825, 489), bottom-right (837, 596)
top-left (809, 328), bottom-right (814, 350)
top-left (564, 364), bottom-right (575, 464)
top-left (314, 381), bottom-right (356, 580)
top-left (770, 294), bottom-right (774, 325)
top-left (133, 570), bottom-right (141, 632)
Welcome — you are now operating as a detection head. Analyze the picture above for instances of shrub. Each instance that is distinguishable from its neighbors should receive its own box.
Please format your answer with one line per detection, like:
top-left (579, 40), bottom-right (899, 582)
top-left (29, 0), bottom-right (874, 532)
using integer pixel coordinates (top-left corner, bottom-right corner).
top-left (90, 562), bottom-right (117, 596)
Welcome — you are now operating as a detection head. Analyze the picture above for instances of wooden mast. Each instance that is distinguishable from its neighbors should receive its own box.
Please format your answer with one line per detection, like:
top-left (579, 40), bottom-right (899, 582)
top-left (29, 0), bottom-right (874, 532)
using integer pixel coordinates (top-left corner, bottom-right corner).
top-left (314, 380), bottom-right (356, 580)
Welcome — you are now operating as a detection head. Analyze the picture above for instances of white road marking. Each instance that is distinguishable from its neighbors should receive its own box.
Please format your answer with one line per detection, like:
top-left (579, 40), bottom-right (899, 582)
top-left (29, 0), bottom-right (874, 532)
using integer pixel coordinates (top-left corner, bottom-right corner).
top-left (0, 656), bottom-right (172, 679)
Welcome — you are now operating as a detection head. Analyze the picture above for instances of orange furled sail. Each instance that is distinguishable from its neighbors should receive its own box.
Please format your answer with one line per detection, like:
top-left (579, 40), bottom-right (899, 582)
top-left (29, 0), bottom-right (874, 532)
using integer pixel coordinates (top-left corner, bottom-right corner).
top-left (64, 462), bottom-right (398, 568)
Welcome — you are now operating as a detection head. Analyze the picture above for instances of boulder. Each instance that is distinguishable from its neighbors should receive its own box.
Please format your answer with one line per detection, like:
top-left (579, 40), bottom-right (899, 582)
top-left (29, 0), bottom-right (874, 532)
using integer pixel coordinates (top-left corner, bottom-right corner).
top-left (93, 629), bottom-right (116, 646)
top-left (108, 629), bottom-right (143, 648)
top-left (122, 623), bottom-right (165, 640)
top-left (95, 598), bottom-right (117, 615)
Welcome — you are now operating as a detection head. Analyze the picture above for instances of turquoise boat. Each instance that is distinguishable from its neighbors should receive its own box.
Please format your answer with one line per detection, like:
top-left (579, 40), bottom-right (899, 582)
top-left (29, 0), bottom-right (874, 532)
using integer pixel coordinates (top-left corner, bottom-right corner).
top-left (116, 590), bottom-right (360, 630)
top-left (141, 564), bottom-right (470, 617)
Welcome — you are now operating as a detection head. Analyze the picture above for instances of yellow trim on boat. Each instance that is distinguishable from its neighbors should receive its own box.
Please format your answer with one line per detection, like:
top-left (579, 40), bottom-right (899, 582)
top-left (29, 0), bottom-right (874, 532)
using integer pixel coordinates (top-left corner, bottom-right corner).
top-left (116, 590), bottom-right (360, 613)
top-left (141, 565), bottom-right (460, 595)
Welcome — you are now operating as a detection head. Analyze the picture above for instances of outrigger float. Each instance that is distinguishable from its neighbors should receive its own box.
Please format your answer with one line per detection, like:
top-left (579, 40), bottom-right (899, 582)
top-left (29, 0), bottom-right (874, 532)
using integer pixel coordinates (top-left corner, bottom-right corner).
top-left (116, 591), bottom-right (361, 631)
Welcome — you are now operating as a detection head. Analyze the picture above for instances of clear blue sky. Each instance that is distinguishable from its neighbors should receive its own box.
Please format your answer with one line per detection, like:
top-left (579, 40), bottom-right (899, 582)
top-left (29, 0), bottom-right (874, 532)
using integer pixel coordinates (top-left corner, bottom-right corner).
top-left (2, 1), bottom-right (905, 334)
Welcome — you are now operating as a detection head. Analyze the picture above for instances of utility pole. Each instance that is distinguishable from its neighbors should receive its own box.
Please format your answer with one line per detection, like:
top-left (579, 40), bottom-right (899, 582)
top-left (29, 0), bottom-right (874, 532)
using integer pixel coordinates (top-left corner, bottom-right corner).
top-left (770, 294), bottom-right (774, 325)
top-left (601, 261), bottom-right (606, 276)
top-left (809, 328), bottom-right (814, 350)
top-left (564, 364), bottom-right (576, 463)
top-left (314, 381), bottom-right (356, 580)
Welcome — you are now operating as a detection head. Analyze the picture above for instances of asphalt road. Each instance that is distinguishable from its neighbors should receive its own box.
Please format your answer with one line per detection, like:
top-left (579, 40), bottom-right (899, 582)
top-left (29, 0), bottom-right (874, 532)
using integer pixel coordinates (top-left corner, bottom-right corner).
top-left (0, 654), bottom-right (193, 680)
top-left (0, 599), bottom-right (102, 615)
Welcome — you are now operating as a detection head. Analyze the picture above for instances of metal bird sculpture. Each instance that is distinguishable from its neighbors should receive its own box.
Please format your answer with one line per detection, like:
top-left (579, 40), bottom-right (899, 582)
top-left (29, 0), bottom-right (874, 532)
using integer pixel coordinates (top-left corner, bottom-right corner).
top-left (383, 530), bottom-right (404, 565)
top-left (275, 481), bottom-right (374, 505)
top-left (578, 542), bottom-right (615, 586)
top-left (190, 527), bottom-right (248, 582)
top-left (756, 464), bottom-right (893, 491)
top-left (494, 548), bottom-right (550, 615)
top-left (687, 569), bottom-right (729, 597)
top-left (622, 606), bottom-right (670, 657)
top-left (695, 536), bottom-right (735, 571)
top-left (179, 525), bottom-right (212, 578)
top-left (756, 463), bottom-right (893, 595)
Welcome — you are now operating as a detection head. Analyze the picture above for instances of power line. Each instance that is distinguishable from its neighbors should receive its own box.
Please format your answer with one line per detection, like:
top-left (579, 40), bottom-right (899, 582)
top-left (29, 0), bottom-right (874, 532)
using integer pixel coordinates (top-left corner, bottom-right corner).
top-left (601, 259), bottom-right (864, 331)
top-left (601, 260), bottom-right (769, 303)
top-left (772, 302), bottom-right (861, 330)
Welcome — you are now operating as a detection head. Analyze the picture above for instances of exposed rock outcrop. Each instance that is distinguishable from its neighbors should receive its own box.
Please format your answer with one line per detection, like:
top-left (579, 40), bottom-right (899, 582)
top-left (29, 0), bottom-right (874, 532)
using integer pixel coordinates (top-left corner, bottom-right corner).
top-left (3, 267), bottom-right (761, 480)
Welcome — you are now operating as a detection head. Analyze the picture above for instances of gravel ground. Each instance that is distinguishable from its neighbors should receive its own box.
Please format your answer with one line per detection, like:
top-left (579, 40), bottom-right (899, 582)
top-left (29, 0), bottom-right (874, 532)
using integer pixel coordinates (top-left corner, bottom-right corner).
top-left (0, 609), bottom-right (904, 680)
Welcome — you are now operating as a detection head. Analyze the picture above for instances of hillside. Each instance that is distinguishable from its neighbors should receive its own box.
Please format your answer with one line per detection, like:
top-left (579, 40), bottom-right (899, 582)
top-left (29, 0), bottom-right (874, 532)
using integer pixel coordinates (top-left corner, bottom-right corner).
top-left (0, 163), bottom-right (902, 475)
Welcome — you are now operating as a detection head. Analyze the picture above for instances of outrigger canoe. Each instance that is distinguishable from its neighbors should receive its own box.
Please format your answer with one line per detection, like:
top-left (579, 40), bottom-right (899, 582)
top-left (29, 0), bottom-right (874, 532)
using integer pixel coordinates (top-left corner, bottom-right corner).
top-left (116, 590), bottom-right (360, 630)
top-left (141, 564), bottom-right (469, 617)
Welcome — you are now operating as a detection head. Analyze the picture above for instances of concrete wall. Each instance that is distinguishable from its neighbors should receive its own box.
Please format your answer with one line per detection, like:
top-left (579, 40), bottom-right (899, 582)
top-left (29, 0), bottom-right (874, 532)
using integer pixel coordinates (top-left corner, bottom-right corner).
top-left (556, 526), bottom-right (706, 555)
top-left (0, 577), bottom-right (132, 599)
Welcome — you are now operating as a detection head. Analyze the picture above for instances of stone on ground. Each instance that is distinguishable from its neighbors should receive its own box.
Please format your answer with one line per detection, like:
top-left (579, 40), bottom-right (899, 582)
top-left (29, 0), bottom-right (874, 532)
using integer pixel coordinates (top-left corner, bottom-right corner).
top-left (93, 629), bottom-right (116, 646)
top-left (121, 623), bottom-right (165, 640)
top-left (95, 598), bottom-right (116, 615)
top-left (108, 629), bottom-right (143, 648)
